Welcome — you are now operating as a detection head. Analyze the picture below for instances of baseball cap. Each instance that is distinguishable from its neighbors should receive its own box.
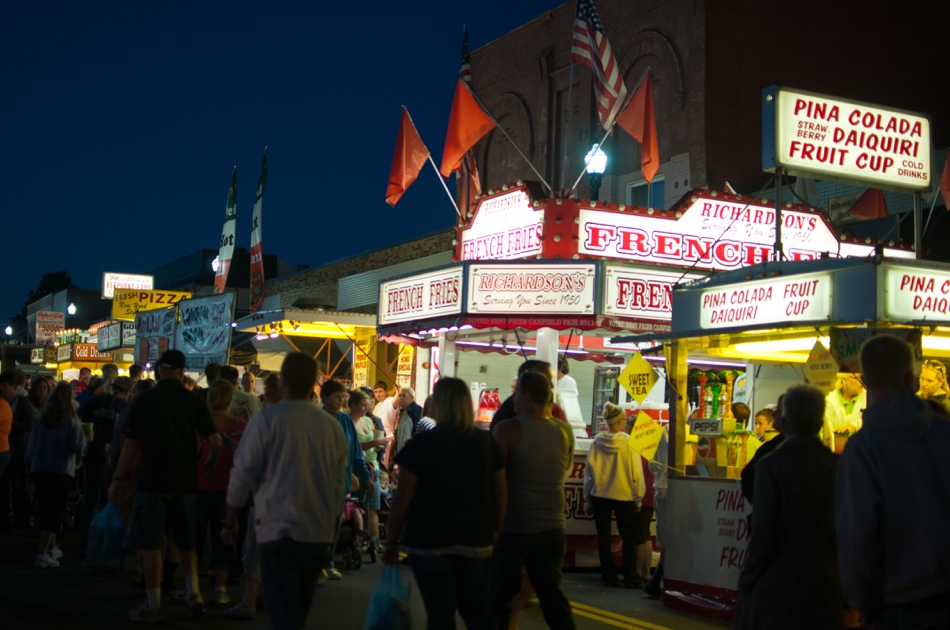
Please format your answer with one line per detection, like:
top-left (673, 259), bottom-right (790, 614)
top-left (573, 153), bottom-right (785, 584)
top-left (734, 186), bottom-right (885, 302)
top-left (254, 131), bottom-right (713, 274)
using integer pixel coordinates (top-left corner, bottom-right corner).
top-left (111, 376), bottom-right (133, 392)
top-left (158, 350), bottom-right (186, 370)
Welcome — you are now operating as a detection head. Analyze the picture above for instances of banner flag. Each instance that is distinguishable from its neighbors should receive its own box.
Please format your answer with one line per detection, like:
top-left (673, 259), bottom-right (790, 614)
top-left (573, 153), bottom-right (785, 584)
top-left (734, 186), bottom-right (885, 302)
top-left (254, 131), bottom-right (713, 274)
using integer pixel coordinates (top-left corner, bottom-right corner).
top-left (213, 167), bottom-right (238, 294)
top-left (616, 74), bottom-right (660, 183)
top-left (440, 80), bottom-right (496, 178)
top-left (250, 150), bottom-right (268, 311)
top-left (386, 108), bottom-right (431, 206)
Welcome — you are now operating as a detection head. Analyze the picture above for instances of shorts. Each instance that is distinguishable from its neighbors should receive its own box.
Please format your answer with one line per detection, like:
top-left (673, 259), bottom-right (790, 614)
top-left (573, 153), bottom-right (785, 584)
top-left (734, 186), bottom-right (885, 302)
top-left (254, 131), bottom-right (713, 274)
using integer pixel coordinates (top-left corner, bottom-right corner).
top-left (365, 468), bottom-right (381, 511)
top-left (634, 506), bottom-right (654, 545)
top-left (129, 492), bottom-right (197, 550)
top-left (33, 472), bottom-right (71, 533)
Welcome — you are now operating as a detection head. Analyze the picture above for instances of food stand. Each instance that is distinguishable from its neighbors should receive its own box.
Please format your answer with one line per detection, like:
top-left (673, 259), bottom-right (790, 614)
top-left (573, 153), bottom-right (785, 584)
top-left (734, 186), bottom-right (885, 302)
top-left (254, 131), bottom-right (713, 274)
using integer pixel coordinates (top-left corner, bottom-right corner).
top-left (374, 182), bottom-right (910, 567)
top-left (611, 255), bottom-right (950, 621)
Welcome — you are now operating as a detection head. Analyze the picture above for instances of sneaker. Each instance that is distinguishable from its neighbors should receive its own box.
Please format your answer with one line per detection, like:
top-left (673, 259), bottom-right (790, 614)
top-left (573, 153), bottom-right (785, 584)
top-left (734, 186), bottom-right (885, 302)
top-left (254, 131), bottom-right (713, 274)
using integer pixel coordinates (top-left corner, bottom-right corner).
top-left (174, 587), bottom-right (189, 602)
top-left (223, 603), bottom-right (256, 619)
top-left (213, 589), bottom-right (231, 605)
top-left (48, 546), bottom-right (64, 560)
top-left (325, 568), bottom-right (342, 580)
top-left (643, 580), bottom-right (662, 599)
top-left (187, 594), bottom-right (207, 619)
top-left (35, 554), bottom-right (60, 569)
top-left (129, 601), bottom-right (167, 624)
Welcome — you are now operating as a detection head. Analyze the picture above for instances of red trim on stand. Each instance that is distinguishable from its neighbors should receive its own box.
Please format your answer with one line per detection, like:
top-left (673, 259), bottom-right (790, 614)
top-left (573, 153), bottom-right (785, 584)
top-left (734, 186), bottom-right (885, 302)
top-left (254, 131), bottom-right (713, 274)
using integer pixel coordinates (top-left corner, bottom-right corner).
top-left (662, 578), bottom-right (737, 623)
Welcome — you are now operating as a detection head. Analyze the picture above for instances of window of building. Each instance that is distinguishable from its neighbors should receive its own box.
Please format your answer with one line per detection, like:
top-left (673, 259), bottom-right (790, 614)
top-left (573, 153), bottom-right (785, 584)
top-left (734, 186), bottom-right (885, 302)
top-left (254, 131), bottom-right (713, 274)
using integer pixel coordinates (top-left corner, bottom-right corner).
top-left (627, 177), bottom-right (665, 209)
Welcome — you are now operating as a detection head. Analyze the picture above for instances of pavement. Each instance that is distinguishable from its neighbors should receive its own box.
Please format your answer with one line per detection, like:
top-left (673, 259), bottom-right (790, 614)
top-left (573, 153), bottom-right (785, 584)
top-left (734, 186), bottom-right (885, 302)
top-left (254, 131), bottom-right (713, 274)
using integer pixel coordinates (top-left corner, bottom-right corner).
top-left (0, 528), bottom-right (730, 629)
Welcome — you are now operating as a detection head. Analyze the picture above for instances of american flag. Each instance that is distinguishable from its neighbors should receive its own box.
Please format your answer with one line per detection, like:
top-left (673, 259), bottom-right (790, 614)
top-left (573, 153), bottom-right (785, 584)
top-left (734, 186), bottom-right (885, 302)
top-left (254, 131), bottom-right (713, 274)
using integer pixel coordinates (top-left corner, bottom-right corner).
top-left (459, 24), bottom-right (481, 204)
top-left (571, 0), bottom-right (628, 129)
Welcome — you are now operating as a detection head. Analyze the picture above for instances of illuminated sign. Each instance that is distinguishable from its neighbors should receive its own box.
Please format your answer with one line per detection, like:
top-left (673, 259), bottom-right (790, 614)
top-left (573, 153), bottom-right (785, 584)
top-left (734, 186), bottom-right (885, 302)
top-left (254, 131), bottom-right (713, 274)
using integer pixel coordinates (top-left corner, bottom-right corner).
top-left (603, 265), bottom-right (704, 330)
top-left (699, 271), bottom-right (833, 329)
top-left (98, 322), bottom-right (138, 352)
top-left (35, 311), bottom-right (65, 347)
top-left (467, 263), bottom-right (595, 315)
top-left (884, 264), bottom-right (950, 321)
top-left (764, 86), bottom-right (931, 191)
top-left (459, 188), bottom-right (543, 261)
top-left (378, 267), bottom-right (463, 326)
top-left (112, 289), bottom-right (192, 321)
top-left (689, 417), bottom-right (723, 436)
top-left (102, 272), bottom-right (154, 299)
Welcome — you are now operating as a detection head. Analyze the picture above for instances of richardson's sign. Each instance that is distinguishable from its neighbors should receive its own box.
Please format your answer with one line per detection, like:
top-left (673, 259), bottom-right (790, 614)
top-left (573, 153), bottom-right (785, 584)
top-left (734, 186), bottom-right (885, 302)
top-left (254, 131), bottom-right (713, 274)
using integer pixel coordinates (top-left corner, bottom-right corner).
top-left (603, 265), bottom-right (705, 333)
top-left (379, 267), bottom-right (463, 326)
top-left (699, 271), bottom-right (833, 329)
top-left (468, 263), bottom-right (596, 315)
top-left (102, 272), bottom-right (154, 299)
top-left (459, 188), bottom-right (543, 261)
top-left (764, 86), bottom-right (931, 191)
top-left (884, 265), bottom-right (950, 321)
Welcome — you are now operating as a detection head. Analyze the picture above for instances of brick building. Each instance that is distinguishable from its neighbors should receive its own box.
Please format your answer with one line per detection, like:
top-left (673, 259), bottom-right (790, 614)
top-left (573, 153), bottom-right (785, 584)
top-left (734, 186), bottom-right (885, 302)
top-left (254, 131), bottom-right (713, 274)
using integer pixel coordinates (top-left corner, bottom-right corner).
top-left (466, 0), bottom-right (949, 209)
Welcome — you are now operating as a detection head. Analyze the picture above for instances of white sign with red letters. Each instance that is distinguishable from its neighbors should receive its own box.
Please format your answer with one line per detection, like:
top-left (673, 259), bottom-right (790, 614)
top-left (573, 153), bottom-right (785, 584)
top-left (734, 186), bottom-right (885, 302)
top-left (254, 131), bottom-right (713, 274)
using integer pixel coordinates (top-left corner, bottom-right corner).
top-left (603, 265), bottom-right (705, 327)
top-left (467, 263), bottom-right (595, 315)
top-left (884, 264), bottom-right (950, 321)
top-left (771, 87), bottom-right (931, 191)
top-left (460, 189), bottom-right (543, 261)
top-left (379, 267), bottom-right (463, 326)
top-left (699, 271), bottom-right (833, 329)
top-left (102, 272), bottom-right (154, 299)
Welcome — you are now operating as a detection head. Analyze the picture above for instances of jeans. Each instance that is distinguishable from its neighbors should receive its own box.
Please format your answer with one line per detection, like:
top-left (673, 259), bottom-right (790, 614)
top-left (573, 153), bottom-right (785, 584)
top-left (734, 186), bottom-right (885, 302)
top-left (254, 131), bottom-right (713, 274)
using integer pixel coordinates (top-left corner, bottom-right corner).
top-left (79, 457), bottom-right (107, 548)
top-left (0, 449), bottom-right (31, 530)
top-left (0, 451), bottom-right (10, 479)
top-left (873, 593), bottom-right (950, 630)
top-left (490, 529), bottom-right (575, 630)
top-left (591, 496), bottom-right (638, 584)
top-left (260, 537), bottom-right (331, 630)
top-left (242, 506), bottom-right (260, 582)
top-left (410, 553), bottom-right (497, 630)
top-left (195, 490), bottom-right (232, 569)
top-left (326, 510), bottom-right (343, 569)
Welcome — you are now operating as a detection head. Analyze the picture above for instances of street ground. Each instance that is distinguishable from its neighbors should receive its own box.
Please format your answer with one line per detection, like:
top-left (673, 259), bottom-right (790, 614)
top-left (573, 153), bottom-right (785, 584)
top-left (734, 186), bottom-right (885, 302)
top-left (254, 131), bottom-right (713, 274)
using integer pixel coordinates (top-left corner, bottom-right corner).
top-left (0, 529), bottom-right (729, 629)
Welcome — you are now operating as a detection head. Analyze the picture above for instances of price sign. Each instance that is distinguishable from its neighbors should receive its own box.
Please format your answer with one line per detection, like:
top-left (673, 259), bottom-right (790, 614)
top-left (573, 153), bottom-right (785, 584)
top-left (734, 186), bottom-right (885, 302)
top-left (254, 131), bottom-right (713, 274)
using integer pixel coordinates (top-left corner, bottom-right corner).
top-left (619, 352), bottom-right (658, 403)
top-left (629, 411), bottom-right (662, 462)
top-left (804, 341), bottom-right (838, 394)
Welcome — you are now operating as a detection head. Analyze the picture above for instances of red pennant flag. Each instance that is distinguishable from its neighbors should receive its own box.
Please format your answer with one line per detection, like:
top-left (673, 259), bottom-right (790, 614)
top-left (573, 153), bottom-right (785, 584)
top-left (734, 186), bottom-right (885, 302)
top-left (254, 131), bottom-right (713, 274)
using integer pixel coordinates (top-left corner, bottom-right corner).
top-left (616, 74), bottom-right (660, 183)
top-left (386, 107), bottom-right (431, 207)
top-left (440, 80), bottom-right (496, 178)
top-left (940, 157), bottom-right (950, 210)
top-left (848, 188), bottom-right (888, 220)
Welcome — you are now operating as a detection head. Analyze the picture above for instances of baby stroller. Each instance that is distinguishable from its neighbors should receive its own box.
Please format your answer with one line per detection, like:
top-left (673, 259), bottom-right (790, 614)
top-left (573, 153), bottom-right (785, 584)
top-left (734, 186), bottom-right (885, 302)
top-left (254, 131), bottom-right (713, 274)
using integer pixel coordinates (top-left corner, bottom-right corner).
top-left (338, 499), bottom-right (365, 570)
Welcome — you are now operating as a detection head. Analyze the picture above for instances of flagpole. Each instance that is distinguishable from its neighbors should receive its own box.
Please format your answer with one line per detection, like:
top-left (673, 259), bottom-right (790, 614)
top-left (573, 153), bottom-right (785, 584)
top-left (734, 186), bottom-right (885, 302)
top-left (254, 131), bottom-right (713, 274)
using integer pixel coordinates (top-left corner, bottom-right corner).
top-left (465, 87), bottom-right (556, 196)
top-left (567, 67), bottom-right (651, 196)
top-left (559, 61), bottom-right (576, 195)
top-left (922, 189), bottom-right (940, 235)
top-left (428, 155), bottom-right (462, 218)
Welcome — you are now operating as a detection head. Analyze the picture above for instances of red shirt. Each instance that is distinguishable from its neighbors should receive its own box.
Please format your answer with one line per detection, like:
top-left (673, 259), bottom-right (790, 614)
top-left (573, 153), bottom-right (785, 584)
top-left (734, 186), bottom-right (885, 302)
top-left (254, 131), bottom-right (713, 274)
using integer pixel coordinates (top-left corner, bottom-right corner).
top-left (196, 418), bottom-right (246, 492)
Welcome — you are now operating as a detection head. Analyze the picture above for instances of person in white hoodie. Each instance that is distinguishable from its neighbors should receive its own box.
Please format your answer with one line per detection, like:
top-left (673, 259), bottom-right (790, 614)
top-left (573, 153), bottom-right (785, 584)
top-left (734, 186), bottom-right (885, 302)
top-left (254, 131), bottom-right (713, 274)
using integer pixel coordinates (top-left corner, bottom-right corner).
top-left (583, 403), bottom-right (645, 588)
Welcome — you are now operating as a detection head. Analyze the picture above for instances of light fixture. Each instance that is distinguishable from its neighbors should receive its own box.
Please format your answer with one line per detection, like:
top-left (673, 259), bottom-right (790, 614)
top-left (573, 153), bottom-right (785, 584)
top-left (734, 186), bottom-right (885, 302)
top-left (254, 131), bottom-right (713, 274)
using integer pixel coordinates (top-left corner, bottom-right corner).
top-left (4, 326), bottom-right (11, 336)
top-left (67, 303), bottom-right (77, 316)
top-left (230, 322), bottom-right (237, 328)
top-left (269, 324), bottom-right (279, 339)
top-left (211, 256), bottom-right (220, 273)
top-left (585, 143), bottom-right (608, 202)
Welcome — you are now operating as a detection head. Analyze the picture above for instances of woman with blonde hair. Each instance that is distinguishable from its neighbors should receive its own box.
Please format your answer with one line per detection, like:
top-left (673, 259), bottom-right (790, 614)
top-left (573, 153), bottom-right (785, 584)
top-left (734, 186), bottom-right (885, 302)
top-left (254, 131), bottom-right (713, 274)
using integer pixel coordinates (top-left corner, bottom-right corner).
top-left (383, 377), bottom-right (507, 629)
top-left (24, 381), bottom-right (87, 568)
top-left (917, 359), bottom-right (950, 416)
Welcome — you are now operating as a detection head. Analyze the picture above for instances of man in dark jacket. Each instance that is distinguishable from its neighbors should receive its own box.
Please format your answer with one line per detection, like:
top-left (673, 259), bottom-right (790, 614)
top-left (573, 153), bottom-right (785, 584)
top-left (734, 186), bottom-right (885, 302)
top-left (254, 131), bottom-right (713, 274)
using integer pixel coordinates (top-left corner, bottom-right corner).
top-left (0, 372), bottom-right (36, 532)
top-left (736, 385), bottom-right (843, 630)
top-left (837, 335), bottom-right (950, 628)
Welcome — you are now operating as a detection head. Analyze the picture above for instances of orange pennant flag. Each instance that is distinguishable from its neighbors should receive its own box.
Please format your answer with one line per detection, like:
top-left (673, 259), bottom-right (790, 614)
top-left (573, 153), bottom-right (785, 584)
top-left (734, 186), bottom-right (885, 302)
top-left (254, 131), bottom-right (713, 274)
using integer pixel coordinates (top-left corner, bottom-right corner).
top-left (386, 107), bottom-right (431, 206)
top-left (616, 74), bottom-right (660, 184)
top-left (440, 80), bottom-right (496, 178)
top-left (848, 188), bottom-right (888, 221)
top-left (940, 156), bottom-right (950, 211)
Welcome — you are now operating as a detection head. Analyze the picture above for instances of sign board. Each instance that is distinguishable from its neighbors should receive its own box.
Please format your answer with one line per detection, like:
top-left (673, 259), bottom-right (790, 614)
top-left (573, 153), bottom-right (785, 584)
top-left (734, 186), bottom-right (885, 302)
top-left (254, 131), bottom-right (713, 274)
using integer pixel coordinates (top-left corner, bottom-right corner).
top-left (395, 345), bottom-right (414, 388)
top-left (174, 293), bottom-right (234, 371)
top-left (580, 196), bottom-right (849, 270)
top-left (30, 348), bottom-right (45, 364)
top-left (459, 188), bottom-right (543, 261)
top-left (467, 263), bottom-right (596, 315)
top-left (35, 311), bottom-right (65, 347)
top-left (830, 327), bottom-right (923, 373)
top-left (763, 85), bottom-right (932, 192)
top-left (699, 271), bottom-right (833, 329)
top-left (884, 264), bottom-right (950, 322)
top-left (57, 344), bottom-right (72, 362)
top-left (352, 343), bottom-right (369, 388)
top-left (72, 343), bottom-right (113, 362)
top-left (689, 417), bottom-right (724, 436)
top-left (102, 272), bottom-right (154, 299)
top-left (629, 411), bottom-right (662, 461)
top-left (98, 323), bottom-right (121, 352)
top-left (378, 267), bottom-right (463, 326)
top-left (134, 308), bottom-right (177, 366)
top-left (619, 352), bottom-right (658, 403)
top-left (803, 341), bottom-right (838, 394)
top-left (112, 289), bottom-right (191, 321)
top-left (666, 478), bottom-right (750, 591)
top-left (603, 265), bottom-right (703, 332)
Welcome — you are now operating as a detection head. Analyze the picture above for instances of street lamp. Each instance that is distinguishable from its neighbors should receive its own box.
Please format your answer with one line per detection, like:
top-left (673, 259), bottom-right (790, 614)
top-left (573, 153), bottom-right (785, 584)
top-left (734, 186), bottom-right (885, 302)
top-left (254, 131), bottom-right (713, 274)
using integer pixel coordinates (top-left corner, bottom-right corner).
top-left (211, 256), bottom-right (220, 273)
top-left (67, 303), bottom-right (77, 316)
top-left (585, 143), bottom-right (608, 202)
top-left (4, 326), bottom-right (11, 336)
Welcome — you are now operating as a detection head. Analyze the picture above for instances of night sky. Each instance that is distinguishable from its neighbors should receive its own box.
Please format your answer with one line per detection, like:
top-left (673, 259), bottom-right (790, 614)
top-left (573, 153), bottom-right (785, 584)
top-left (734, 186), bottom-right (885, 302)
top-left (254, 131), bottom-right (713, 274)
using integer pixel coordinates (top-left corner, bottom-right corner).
top-left (1, 1), bottom-right (563, 322)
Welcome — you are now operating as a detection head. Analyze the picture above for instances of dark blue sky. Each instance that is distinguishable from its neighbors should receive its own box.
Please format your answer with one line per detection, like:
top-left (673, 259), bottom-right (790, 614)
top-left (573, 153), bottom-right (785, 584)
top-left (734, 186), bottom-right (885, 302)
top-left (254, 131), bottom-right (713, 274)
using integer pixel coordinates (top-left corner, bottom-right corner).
top-left (1, 1), bottom-right (564, 322)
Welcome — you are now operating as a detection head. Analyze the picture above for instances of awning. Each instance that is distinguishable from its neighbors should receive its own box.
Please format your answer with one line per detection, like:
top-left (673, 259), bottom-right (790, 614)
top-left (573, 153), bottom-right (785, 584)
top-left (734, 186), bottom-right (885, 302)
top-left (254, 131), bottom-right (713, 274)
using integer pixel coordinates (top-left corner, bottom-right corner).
top-left (234, 308), bottom-right (376, 339)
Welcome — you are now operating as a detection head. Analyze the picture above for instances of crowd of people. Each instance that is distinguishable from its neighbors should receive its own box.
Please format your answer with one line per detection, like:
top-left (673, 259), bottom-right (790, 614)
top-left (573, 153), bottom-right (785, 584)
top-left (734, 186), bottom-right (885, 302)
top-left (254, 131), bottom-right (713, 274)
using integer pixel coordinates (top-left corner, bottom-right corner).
top-left (2, 333), bottom-right (949, 629)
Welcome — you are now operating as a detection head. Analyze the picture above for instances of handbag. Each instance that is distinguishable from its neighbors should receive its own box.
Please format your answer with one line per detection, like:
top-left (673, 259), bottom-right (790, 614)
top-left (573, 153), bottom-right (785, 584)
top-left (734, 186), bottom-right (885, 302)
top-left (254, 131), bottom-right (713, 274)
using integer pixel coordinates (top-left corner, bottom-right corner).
top-left (363, 565), bottom-right (412, 630)
top-left (84, 501), bottom-right (125, 571)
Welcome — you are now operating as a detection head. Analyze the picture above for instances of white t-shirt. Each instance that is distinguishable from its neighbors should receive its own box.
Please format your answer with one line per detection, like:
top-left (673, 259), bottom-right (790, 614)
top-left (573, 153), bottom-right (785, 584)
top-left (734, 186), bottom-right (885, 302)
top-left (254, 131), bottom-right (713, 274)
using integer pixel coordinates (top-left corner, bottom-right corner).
top-left (373, 397), bottom-right (400, 437)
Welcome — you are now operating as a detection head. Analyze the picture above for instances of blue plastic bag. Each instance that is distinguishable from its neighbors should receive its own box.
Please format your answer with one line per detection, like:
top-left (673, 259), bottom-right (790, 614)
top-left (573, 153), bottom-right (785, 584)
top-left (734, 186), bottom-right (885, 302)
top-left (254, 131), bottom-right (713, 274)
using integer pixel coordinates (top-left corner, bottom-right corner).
top-left (83, 501), bottom-right (124, 571)
top-left (363, 565), bottom-right (412, 630)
